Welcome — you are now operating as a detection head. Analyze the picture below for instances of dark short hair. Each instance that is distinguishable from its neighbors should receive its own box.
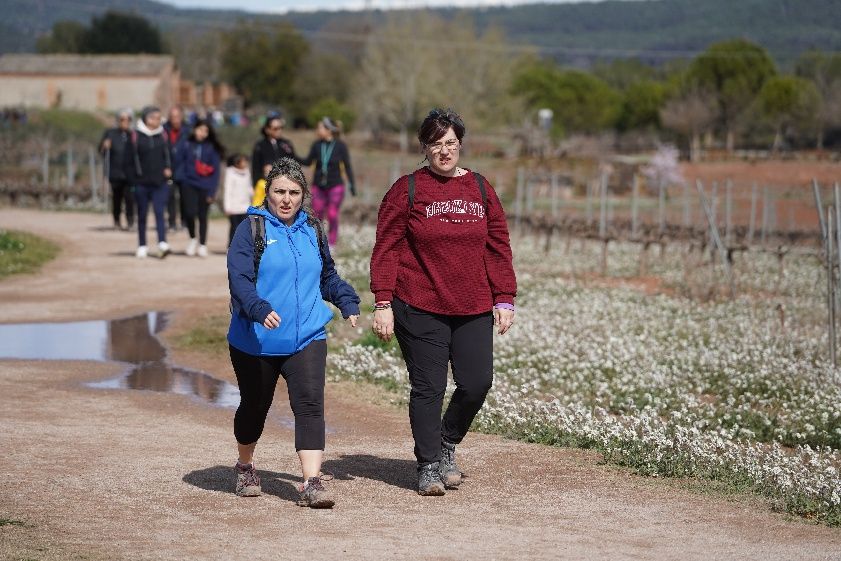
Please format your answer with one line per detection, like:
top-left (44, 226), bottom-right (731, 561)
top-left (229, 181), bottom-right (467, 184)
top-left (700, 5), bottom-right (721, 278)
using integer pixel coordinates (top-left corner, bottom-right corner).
top-left (417, 108), bottom-right (466, 147)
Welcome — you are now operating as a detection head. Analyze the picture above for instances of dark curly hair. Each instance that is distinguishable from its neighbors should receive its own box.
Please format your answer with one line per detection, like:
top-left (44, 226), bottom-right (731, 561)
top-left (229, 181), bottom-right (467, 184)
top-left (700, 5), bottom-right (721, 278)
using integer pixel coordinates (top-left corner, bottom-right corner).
top-left (264, 157), bottom-right (317, 226)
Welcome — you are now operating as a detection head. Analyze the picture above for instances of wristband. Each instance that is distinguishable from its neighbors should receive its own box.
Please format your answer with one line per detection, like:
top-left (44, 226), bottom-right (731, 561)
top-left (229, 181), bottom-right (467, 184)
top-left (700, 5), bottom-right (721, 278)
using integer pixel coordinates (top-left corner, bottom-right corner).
top-left (494, 303), bottom-right (515, 312)
top-left (373, 302), bottom-right (392, 311)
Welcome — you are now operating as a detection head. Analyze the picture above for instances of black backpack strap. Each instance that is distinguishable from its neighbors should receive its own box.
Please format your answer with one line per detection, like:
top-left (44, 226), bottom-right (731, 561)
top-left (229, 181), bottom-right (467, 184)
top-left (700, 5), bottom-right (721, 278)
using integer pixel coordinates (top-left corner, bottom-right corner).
top-left (249, 215), bottom-right (266, 278)
top-left (313, 219), bottom-right (328, 264)
top-left (474, 172), bottom-right (488, 209)
top-left (407, 173), bottom-right (415, 215)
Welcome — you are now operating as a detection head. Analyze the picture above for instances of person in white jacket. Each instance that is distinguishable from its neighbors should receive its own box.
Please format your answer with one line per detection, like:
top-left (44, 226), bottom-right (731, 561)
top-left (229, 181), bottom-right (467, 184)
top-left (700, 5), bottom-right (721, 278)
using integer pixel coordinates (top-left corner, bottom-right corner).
top-left (223, 154), bottom-right (254, 246)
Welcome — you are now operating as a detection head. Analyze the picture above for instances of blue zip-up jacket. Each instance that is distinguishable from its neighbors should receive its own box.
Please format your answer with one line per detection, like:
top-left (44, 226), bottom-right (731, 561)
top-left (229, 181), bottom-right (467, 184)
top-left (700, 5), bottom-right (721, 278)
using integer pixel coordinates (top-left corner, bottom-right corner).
top-left (178, 140), bottom-right (221, 196)
top-left (227, 206), bottom-right (360, 356)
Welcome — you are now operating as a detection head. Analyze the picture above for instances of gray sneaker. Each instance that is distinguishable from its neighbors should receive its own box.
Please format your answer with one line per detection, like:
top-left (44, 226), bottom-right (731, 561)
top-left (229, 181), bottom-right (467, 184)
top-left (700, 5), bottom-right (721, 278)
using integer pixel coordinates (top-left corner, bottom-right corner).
top-left (417, 462), bottom-right (446, 496)
top-left (235, 462), bottom-right (261, 497)
top-left (440, 440), bottom-right (463, 488)
top-left (297, 477), bottom-right (335, 508)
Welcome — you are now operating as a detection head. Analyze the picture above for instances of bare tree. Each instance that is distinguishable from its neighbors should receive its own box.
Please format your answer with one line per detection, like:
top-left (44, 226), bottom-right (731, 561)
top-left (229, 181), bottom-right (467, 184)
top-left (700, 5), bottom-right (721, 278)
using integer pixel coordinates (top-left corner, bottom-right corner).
top-left (660, 90), bottom-right (718, 162)
top-left (352, 12), bottom-right (524, 150)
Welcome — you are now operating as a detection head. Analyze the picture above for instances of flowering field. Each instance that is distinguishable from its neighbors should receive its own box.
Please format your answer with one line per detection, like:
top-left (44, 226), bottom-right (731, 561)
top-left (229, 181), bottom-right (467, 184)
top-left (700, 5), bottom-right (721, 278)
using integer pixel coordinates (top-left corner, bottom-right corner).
top-left (330, 225), bottom-right (841, 525)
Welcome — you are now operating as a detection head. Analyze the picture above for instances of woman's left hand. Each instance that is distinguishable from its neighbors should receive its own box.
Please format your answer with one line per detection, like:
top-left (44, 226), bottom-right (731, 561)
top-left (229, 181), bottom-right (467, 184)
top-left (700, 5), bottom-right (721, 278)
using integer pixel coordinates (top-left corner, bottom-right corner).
top-left (347, 315), bottom-right (359, 328)
top-left (494, 308), bottom-right (515, 335)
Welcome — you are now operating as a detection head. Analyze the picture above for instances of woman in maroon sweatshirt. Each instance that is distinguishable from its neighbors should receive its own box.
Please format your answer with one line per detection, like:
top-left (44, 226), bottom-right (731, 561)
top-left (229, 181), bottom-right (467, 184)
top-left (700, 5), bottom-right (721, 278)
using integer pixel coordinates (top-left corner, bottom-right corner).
top-left (369, 108), bottom-right (516, 496)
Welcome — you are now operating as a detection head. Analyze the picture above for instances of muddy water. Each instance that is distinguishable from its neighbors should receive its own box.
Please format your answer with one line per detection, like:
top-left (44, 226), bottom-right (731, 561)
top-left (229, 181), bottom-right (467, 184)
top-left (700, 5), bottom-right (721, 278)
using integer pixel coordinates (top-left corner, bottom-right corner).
top-left (0, 312), bottom-right (239, 407)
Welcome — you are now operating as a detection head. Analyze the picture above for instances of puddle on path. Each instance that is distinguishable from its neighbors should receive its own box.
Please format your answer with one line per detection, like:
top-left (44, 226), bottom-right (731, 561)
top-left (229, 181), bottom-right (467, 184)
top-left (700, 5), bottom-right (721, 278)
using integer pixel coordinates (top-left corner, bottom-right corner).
top-left (0, 312), bottom-right (332, 432)
top-left (0, 312), bottom-right (238, 407)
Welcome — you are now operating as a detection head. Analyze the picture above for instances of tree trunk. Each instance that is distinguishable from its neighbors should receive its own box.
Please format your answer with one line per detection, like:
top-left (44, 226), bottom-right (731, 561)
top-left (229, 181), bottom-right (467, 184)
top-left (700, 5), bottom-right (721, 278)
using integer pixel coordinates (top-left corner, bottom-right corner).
top-left (817, 129), bottom-right (825, 150)
top-left (690, 133), bottom-right (702, 162)
top-left (771, 127), bottom-right (783, 153)
top-left (726, 129), bottom-right (735, 153)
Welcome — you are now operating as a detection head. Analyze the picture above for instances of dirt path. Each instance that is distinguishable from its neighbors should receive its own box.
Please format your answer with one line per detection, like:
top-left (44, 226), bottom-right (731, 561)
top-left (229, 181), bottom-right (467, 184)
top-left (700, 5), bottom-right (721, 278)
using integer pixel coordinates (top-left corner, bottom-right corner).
top-left (1, 209), bottom-right (840, 561)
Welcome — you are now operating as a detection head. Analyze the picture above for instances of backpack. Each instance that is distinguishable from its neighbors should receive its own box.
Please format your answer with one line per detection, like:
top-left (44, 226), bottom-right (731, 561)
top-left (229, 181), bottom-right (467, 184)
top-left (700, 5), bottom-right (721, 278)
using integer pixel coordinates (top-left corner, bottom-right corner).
top-left (249, 214), bottom-right (329, 278)
top-left (407, 171), bottom-right (488, 213)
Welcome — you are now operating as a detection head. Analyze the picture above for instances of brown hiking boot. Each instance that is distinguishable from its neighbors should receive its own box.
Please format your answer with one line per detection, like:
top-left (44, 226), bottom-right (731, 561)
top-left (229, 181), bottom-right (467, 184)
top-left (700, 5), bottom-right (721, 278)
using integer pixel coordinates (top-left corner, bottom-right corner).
top-left (235, 462), bottom-right (261, 497)
top-left (297, 477), bottom-right (335, 508)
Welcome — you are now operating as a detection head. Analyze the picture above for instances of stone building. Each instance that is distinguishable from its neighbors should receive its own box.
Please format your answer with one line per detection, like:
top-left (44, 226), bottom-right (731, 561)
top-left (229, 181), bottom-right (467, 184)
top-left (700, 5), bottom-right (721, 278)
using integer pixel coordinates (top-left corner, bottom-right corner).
top-left (0, 54), bottom-right (179, 112)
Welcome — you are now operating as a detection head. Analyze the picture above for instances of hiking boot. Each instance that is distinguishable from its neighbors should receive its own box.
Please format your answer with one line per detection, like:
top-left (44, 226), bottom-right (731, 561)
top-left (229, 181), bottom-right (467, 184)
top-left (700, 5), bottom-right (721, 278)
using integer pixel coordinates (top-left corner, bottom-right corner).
top-left (297, 476), bottom-right (334, 508)
top-left (440, 440), bottom-right (463, 488)
top-left (197, 244), bottom-right (209, 258)
top-left (235, 462), bottom-right (261, 497)
top-left (158, 241), bottom-right (171, 259)
top-left (135, 245), bottom-right (148, 259)
top-left (185, 238), bottom-right (198, 256)
top-left (417, 462), bottom-right (445, 496)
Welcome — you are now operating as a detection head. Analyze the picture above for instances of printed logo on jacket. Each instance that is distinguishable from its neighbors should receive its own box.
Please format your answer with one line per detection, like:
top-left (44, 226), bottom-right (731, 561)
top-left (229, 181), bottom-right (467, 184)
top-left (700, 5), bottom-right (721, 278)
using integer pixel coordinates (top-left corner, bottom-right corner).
top-left (425, 199), bottom-right (485, 223)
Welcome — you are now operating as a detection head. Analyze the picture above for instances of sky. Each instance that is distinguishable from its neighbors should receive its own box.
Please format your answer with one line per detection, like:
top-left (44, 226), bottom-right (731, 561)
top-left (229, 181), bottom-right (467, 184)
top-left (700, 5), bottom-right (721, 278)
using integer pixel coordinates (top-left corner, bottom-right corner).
top-left (165, 0), bottom-right (605, 14)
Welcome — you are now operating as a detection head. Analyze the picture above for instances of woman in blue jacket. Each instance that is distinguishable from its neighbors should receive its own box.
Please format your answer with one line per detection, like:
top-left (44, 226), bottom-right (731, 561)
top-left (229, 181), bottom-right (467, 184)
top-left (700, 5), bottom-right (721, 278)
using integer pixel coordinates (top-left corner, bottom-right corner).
top-left (179, 119), bottom-right (224, 257)
top-left (227, 157), bottom-right (360, 508)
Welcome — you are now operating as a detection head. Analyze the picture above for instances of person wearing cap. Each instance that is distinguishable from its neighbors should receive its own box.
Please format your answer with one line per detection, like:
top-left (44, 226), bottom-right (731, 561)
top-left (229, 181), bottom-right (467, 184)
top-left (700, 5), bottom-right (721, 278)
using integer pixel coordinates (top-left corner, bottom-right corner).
top-left (369, 108), bottom-right (516, 496)
top-left (127, 105), bottom-right (173, 259)
top-left (99, 108), bottom-right (135, 230)
top-left (299, 117), bottom-right (356, 247)
top-left (251, 113), bottom-right (296, 187)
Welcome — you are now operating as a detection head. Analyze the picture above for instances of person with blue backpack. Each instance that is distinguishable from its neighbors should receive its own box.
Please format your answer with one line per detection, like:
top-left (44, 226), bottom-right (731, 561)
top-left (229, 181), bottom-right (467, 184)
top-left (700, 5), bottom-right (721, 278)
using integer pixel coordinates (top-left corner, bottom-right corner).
top-left (178, 119), bottom-right (224, 257)
top-left (227, 157), bottom-right (360, 508)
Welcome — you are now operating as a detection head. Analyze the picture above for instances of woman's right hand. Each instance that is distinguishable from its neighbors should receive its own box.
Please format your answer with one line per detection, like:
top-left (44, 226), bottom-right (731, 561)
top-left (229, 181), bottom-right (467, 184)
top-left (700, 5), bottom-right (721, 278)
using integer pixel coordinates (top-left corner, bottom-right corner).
top-left (263, 311), bottom-right (281, 329)
top-left (372, 307), bottom-right (394, 342)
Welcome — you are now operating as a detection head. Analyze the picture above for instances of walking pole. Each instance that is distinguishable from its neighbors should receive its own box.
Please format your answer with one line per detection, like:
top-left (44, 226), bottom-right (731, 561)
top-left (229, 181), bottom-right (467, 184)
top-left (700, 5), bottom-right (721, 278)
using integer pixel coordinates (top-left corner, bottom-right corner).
top-left (813, 179), bottom-right (827, 241)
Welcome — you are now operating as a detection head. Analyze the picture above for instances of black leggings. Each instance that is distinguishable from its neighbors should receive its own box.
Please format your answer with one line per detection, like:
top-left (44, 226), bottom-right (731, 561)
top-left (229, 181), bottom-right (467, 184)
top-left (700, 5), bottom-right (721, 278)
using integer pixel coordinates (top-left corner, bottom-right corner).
top-left (181, 183), bottom-right (210, 244)
top-left (110, 179), bottom-right (134, 226)
top-left (230, 340), bottom-right (327, 451)
top-left (392, 297), bottom-right (494, 466)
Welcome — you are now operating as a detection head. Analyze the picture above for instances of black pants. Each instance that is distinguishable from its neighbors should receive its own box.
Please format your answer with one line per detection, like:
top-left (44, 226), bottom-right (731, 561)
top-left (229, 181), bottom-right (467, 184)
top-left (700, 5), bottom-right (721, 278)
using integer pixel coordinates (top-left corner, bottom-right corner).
top-left (393, 297), bottom-right (494, 466)
top-left (181, 183), bottom-right (210, 245)
top-left (230, 340), bottom-right (327, 451)
top-left (167, 181), bottom-right (182, 229)
top-left (110, 179), bottom-right (134, 227)
top-left (228, 214), bottom-right (247, 247)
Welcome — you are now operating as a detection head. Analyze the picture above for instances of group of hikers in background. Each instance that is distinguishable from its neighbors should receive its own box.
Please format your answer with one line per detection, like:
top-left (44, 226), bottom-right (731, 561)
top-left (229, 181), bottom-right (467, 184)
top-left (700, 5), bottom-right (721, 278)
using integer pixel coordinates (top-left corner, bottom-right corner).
top-left (99, 107), bottom-right (355, 258)
top-left (226, 108), bottom-right (517, 508)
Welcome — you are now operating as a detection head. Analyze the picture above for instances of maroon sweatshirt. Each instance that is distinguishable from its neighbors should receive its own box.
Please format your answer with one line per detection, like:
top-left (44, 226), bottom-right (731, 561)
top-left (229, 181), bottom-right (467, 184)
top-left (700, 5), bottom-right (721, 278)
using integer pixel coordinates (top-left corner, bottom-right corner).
top-left (370, 167), bottom-right (517, 315)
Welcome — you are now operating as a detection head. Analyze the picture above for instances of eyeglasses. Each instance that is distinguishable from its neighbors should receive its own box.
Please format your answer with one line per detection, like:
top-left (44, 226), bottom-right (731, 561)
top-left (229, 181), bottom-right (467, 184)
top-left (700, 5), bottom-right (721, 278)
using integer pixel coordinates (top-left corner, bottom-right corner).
top-left (427, 139), bottom-right (460, 153)
top-left (268, 126), bottom-right (282, 131)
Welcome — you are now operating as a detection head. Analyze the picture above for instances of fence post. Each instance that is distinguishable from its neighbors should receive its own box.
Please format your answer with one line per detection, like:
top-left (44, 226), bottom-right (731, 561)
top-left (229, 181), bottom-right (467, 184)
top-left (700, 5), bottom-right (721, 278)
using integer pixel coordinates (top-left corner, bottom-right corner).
top-left (827, 206), bottom-right (837, 368)
top-left (41, 145), bottom-right (50, 184)
top-left (761, 186), bottom-right (770, 245)
top-left (66, 142), bottom-right (74, 187)
top-left (813, 179), bottom-right (827, 241)
top-left (682, 182), bottom-right (690, 228)
top-left (599, 169), bottom-right (608, 239)
top-left (725, 179), bottom-right (733, 247)
top-left (697, 180), bottom-right (735, 297)
top-left (631, 174), bottom-right (640, 237)
top-left (658, 180), bottom-right (665, 235)
top-left (585, 179), bottom-right (594, 225)
top-left (88, 147), bottom-right (97, 207)
top-left (748, 182), bottom-right (758, 245)
top-left (551, 173), bottom-right (559, 218)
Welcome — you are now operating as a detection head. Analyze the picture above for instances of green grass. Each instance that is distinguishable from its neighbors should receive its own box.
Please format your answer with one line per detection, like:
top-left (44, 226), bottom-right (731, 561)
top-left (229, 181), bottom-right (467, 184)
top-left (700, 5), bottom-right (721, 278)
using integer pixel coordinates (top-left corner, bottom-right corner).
top-left (0, 230), bottom-right (60, 279)
top-left (173, 314), bottom-right (228, 354)
top-left (0, 517), bottom-right (26, 527)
